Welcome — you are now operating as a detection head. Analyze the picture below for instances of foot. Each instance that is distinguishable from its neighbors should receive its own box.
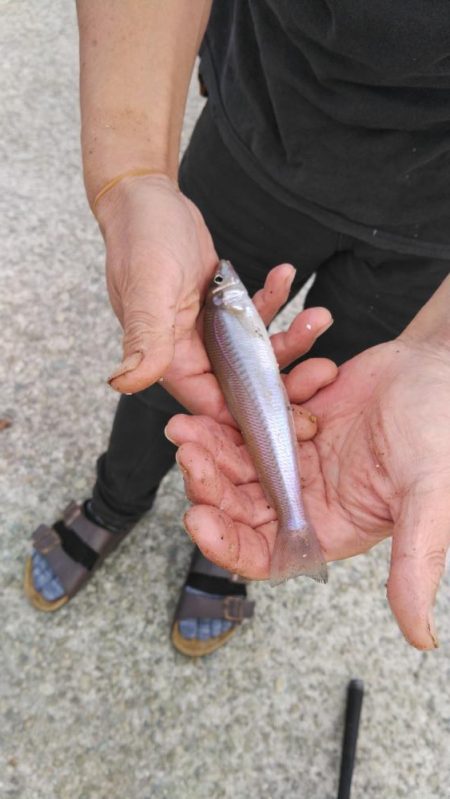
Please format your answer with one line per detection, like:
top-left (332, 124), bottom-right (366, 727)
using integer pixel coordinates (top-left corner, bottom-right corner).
top-left (178, 587), bottom-right (234, 641)
top-left (172, 548), bottom-right (255, 656)
top-left (26, 500), bottom-right (130, 609)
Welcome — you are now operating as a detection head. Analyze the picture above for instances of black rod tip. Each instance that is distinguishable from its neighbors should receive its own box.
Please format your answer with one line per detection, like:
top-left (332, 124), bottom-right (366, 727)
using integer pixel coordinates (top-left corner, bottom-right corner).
top-left (337, 679), bottom-right (365, 799)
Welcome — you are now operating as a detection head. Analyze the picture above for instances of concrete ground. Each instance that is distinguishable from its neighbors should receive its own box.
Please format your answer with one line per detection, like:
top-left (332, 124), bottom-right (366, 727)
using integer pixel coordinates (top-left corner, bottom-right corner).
top-left (1, 3), bottom-right (449, 798)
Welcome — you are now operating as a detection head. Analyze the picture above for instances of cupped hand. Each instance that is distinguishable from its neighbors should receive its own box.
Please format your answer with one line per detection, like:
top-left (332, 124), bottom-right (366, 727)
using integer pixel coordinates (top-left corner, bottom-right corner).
top-left (96, 173), bottom-right (335, 418)
top-left (166, 334), bottom-right (450, 651)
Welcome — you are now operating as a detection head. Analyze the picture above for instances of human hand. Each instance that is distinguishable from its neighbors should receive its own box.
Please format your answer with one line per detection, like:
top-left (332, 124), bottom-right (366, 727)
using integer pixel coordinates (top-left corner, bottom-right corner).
top-left (95, 172), bottom-right (216, 396)
top-left (96, 173), bottom-right (335, 418)
top-left (166, 330), bottom-right (450, 651)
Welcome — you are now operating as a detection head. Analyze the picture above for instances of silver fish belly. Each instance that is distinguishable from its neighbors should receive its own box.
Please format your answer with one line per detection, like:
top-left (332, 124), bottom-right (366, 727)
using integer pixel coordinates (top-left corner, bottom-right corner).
top-left (204, 260), bottom-right (327, 583)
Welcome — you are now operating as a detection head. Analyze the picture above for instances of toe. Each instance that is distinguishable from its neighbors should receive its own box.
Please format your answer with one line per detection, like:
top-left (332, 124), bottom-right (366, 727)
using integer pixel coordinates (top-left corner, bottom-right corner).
top-left (197, 619), bottom-right (211, 641)
top-left (31, 550), bottom-right (65, 602)
top-left (177, 587), bottom-right (236, 642)
top-left (210, 619), bottom-right (223, 638)
top-left (178, 619), bottom-right (198, 640)
top-left (220, 620), bottom-right (233, 635)
top-left (44, 577), bottom-right (65, 601)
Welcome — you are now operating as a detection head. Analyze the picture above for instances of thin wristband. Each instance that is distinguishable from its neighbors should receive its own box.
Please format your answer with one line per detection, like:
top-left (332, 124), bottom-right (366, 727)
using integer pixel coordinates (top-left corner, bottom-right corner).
top-left (92, 168), bottom-right (162, 214)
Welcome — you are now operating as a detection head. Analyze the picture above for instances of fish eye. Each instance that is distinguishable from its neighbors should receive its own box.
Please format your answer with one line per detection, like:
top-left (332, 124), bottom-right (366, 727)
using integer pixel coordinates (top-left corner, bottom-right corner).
top-left (213, 274), bottom-right (224, 285)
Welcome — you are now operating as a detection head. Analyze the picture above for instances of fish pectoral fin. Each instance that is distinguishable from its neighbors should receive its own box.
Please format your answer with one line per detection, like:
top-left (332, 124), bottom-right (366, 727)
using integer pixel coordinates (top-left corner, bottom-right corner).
top-left (225, 301), bottom-right (246, 315)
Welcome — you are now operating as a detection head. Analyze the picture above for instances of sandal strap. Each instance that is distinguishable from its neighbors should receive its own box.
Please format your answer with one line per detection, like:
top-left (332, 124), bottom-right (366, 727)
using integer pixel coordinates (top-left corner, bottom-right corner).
top-left (176, 591), bottom-right (255, 623)
top-left (62, 501), bottom-right (120, 554)
top-left (187, 573), bottom-right (246, 596)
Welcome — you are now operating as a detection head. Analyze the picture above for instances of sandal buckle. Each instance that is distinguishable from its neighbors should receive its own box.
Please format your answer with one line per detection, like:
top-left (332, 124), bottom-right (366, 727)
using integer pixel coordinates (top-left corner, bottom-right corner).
top-left (36, 526), bottom-right (61, 555)
top-left (223, 596), bottom-right (245, 622)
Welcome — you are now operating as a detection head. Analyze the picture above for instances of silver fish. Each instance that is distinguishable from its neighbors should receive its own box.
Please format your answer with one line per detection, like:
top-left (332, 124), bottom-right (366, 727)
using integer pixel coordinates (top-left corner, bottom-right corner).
top-left (204, 260), bottom-right (327, 583)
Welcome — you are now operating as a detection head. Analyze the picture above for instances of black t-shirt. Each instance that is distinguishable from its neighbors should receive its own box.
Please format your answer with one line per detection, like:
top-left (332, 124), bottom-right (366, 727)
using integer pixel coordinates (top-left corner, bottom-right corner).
top-left (199, 0), bottom-right (450, 258)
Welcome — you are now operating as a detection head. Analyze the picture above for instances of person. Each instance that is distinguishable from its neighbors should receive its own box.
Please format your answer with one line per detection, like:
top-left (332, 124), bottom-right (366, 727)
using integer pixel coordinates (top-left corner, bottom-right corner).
top-left (24, 1), bottom-right (450, 655)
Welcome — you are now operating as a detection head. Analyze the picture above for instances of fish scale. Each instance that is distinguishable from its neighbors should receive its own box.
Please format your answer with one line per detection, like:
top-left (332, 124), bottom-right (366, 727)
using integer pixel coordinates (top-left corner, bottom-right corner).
top-left (204, 260), bottom-right (327, 583)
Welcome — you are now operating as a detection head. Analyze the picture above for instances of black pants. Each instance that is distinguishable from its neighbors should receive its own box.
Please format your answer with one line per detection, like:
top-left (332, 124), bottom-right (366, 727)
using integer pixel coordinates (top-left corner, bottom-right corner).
top-left (92, 104), bottom-right (449, 529)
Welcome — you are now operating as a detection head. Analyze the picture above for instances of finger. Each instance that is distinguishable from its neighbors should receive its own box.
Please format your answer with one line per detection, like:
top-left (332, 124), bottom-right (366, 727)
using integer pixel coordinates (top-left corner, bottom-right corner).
top-left (166, 413), bottom-right (243, 447)
top-left (387, 480), bottom-right (450, 650)
top-left (166, 398), bottom-right (318, 484)
top-left (283, 359), bottom-right (338, 404)
top-left (108, 280), bottom-right (184, 394)
top-left (184, 505), bottom-right (277, 579)
top-left (271, 307), bottom-right (334, 369)
top-left (166, 415), bottom-right (257, 484)
top-left (252, 264), bottom-right (296, 325)
top-left (159, 319), bottom-right (236, 424)
top-left (176, 443), bottom-right (277, 527)
top-left (291, 405), bottom-right (318, 440)
top-left (164, 371), bottom-right (234, 425)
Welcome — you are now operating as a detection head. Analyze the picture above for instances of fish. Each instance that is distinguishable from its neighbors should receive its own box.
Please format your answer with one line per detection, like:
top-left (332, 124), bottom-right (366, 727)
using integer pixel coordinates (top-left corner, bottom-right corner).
top-left (204, 259), bottom-right (327, 583)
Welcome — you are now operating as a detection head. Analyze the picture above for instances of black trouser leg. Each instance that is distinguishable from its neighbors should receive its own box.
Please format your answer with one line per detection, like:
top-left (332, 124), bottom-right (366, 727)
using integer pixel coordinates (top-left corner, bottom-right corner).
top-left (92, 386), bottom-right (183, 529)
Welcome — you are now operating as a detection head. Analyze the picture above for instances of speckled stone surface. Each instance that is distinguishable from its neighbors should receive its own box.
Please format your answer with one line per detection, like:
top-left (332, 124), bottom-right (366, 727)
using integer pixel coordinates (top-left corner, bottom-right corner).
top-left (1, 3), bottom-right (449, 798)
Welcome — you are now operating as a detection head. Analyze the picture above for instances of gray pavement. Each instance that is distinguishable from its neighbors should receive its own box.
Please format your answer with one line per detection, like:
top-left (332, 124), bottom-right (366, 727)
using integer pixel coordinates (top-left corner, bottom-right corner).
top-left (1, 3), bottom-right (449, 798)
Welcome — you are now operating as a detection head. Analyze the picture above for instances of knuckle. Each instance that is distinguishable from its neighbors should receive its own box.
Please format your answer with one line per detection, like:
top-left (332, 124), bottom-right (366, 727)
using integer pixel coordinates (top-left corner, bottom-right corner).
top-left (388, 546), bottom-right (446, 601)
top-left (123, 311), bottom-right (167, 349)
top-left (423, 547), bottom-right (446, 587)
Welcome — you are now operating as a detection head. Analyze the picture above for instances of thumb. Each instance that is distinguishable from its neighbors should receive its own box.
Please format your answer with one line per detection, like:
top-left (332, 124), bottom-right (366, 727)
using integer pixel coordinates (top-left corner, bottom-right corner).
top-left (108, 297), bottom-right (177, 394)
top-left (387, 479), bottom-right (449, 650)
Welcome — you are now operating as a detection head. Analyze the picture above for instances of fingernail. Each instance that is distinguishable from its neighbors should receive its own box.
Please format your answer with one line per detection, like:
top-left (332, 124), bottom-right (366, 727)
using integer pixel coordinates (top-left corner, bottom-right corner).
top-left (107, 351), bottom-right (143, 383)
top-left (175, 451), bottom-right (189, 476)
top-left (317, 317), bottom-right (334, 336)
top-left (284, 268), bottom-right (296, 289)
top-left (182, 511), bottom-right (196, 542)
top-left (164, 425), bottom-right (175, 444)
top-left (427, 611), bottom-right (439, 649)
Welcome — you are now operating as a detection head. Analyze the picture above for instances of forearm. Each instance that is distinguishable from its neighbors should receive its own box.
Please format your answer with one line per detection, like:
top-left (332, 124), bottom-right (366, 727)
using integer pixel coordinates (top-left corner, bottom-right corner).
top-left (402, 273), bottom-right (450, 348)
top-left (77, 0), bottom-right (212, 206)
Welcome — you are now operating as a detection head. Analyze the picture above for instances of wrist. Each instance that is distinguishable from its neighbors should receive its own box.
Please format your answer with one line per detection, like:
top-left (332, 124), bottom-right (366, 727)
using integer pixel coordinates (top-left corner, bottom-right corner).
top-left (82, 124), bottom-right (178, 210)
top-left (400, 274), bottom-right (450, 351)
top-left (93, 171), bottom-right (177, 232)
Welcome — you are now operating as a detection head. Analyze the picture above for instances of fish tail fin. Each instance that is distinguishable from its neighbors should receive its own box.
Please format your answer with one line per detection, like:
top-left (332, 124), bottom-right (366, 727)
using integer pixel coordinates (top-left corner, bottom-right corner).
top-left (270, 523), bottom-right (328, 585)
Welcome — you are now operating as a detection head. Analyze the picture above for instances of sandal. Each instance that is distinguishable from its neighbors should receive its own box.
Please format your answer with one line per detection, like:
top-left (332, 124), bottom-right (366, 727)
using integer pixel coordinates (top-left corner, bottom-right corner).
top-left (23, 501), bottom-right (131, 612)
top-left (171, 547), bottom-right (255, 657)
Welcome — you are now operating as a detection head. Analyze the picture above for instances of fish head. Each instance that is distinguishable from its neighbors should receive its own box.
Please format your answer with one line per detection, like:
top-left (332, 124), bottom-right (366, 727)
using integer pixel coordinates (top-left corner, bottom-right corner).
top-left (206, 260), bottom-right (248, 309)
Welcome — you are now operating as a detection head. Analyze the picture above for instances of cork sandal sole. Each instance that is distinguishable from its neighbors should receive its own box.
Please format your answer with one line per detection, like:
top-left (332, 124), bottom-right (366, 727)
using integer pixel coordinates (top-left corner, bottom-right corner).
top-left (23, 557), bottom-right (69, 612)
top-left (171, 620), bottom-right (238, 657)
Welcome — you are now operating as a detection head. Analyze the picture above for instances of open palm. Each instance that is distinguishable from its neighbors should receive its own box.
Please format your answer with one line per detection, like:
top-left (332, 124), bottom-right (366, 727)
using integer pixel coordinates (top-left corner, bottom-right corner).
top-left (166, 335), bottom-right (450, 651)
